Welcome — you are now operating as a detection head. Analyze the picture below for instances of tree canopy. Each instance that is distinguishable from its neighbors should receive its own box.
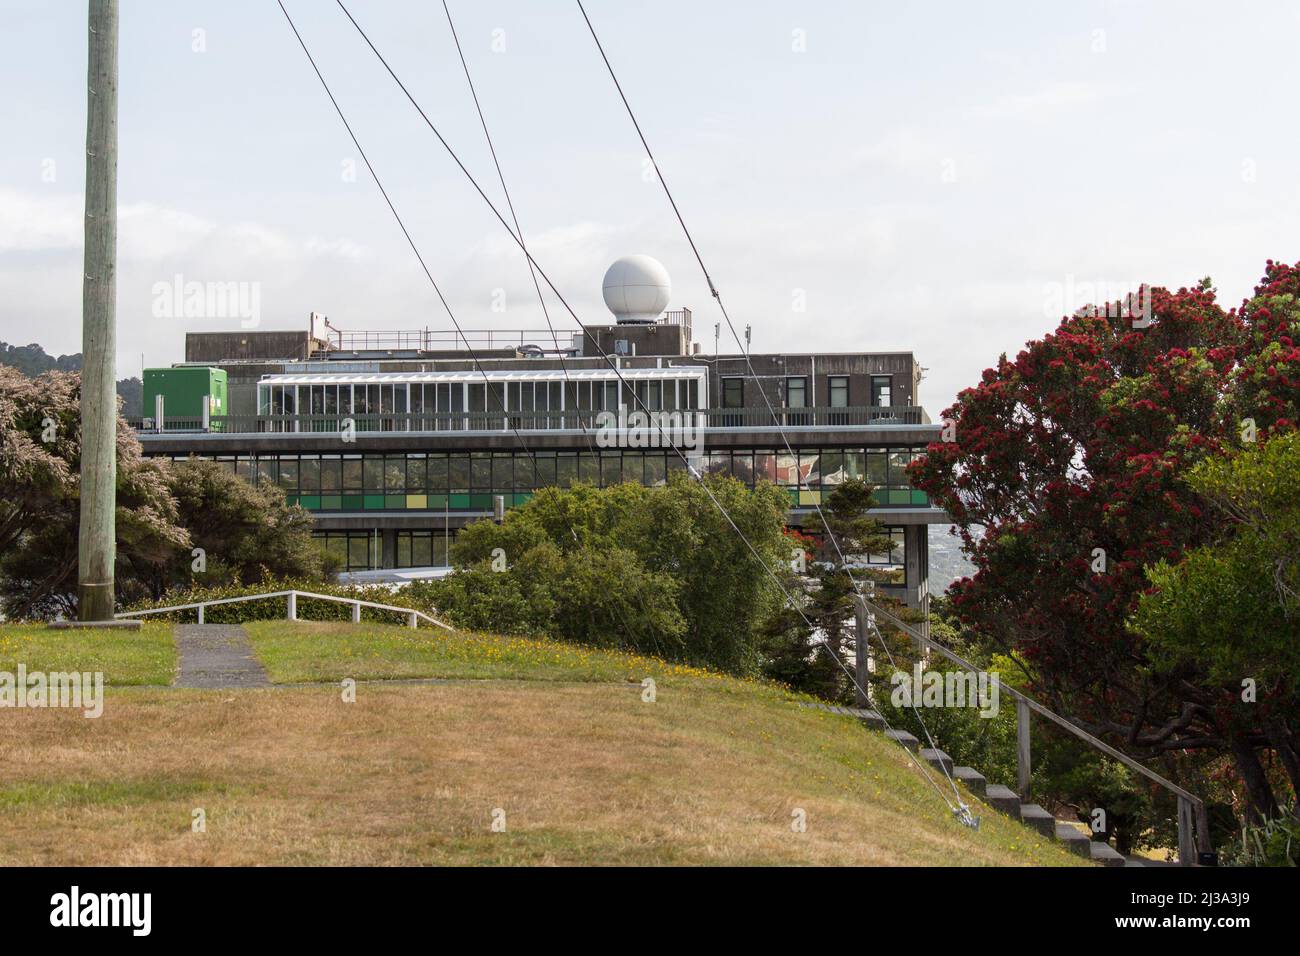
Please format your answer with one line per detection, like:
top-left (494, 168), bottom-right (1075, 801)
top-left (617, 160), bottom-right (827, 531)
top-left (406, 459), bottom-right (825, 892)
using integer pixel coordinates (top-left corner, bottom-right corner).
top-left (911, 260), bottom-right (1300, 820)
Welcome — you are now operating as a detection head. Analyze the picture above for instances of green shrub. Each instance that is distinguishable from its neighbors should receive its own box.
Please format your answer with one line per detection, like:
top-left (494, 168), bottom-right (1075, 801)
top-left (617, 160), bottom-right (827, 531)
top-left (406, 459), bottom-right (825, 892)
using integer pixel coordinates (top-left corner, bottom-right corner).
top-left (1221, 808), bottom-right (1300, 866)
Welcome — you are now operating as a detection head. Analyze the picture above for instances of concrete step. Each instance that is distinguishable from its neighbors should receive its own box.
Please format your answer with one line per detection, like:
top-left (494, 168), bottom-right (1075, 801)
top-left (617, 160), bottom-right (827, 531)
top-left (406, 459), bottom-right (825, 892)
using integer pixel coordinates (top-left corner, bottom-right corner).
top-left (1054, 822), bottom-right (1092, 857)
top-left (796, 702), bottom-right (884, 730)
top-left (1018, 803), bottom-right (1056, 839)
top-left (884, 729), bottom-right (920, 752)
top-left (983, 783), bottom-right (1021, 817)
top-left (953, 766), bottom-right (987, 797)
top-left (919, 748), bottom-right (953, 776)
top-left (1089, 840), bottom-right (1127, 867)
top-left (852, 709), bottom-right (886, 731)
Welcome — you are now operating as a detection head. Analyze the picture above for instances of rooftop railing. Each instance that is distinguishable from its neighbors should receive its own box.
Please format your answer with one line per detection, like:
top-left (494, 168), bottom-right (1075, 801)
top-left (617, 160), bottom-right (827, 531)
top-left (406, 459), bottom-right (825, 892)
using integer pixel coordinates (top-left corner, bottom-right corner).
top-left (325, 328), bottom-right (577, 354)
top-left (126, 405), bottom-right (933, 436)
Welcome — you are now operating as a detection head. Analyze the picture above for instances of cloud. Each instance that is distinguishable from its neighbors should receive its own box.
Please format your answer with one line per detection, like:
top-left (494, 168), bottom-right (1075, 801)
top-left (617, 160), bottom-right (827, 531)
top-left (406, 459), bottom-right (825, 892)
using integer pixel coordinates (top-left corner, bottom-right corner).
top-left (965, 81), bottom-right (1118, 121)
top-left (0, 188), bottom-right (366, 263)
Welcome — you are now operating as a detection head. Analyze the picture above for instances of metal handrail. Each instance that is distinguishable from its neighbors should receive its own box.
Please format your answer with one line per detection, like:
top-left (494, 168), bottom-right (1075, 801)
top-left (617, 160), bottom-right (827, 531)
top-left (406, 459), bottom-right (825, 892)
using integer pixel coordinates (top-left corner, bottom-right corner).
top-left (861, 596), bottom-right (1208, 864)
top-left (116, 588), bottom-right (453, 631)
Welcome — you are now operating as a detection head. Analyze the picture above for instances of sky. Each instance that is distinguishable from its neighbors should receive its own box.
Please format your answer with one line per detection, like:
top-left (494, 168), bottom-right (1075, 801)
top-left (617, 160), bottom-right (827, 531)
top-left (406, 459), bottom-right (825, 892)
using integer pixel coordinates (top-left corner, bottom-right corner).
top-left (2, 0), bottom-right (1299, 414)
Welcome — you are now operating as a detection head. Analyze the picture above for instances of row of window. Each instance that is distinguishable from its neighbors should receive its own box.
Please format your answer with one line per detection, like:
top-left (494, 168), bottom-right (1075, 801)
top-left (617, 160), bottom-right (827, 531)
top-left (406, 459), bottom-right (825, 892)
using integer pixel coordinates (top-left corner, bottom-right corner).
top-left (262, 378), bottom-right (703, 417)
top-left (176, 446), bottom-right (930, 513)
top-left (314, 530), bottom-right (451, 571)
top-left (312, 527), bottom-right (905, 572)
top-left (720, 375), bottom-right (893, 408)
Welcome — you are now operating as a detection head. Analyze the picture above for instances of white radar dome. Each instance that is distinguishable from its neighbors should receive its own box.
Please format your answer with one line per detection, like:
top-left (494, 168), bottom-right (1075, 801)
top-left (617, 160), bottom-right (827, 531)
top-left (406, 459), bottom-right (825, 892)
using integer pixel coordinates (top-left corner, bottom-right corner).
top-left (602, 255), bottom-right (671, 324)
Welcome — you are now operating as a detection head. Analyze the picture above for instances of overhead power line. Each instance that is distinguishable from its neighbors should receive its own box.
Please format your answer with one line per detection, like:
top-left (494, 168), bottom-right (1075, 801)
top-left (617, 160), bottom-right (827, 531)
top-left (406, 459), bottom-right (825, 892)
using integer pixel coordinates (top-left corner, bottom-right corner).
top-left (278, 0), bottom-right (964, 818)
top-left (573, 0), bottom-right (966, 811)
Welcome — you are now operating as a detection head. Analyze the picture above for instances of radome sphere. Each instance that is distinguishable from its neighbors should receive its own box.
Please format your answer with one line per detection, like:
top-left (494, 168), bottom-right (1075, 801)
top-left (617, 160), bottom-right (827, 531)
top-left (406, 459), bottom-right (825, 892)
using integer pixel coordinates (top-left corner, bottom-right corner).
top-left (602, 255), bottom-right (671, 324)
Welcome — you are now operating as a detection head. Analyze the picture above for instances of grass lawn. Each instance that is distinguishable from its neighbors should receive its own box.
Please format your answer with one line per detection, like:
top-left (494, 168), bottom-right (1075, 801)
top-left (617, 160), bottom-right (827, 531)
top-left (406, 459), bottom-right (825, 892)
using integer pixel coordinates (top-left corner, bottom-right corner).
top-left (0, 621), bottom-right (175, 685)
top-left (243, 619), bottom-right (724, 684)
top-left (0, 622), bottom-right (1087, 866)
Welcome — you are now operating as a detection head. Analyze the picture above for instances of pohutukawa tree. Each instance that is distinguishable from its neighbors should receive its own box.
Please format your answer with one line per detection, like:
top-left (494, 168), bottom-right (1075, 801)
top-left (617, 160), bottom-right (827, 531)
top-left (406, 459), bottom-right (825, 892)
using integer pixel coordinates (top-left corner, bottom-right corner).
top-left (910, 261), bottom-right (1300, 821)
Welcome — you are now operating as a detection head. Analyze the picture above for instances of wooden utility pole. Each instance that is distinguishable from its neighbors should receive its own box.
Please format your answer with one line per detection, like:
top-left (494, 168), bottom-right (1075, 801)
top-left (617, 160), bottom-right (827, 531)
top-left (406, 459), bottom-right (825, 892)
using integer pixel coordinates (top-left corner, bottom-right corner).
top-left (78, 0), bottom-right (119, 621)
top-left (853, 595), bottom-right (871, 708)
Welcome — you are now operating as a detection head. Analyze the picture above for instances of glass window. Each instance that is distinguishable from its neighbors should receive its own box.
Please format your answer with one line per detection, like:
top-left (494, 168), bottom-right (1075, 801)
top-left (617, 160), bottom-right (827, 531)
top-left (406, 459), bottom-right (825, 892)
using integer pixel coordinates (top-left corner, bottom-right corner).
top-left (600, 452), bottom-right (621, 486)
top-left (844, 450), bottom-right (865, 482)
top-left (800, 450), bottom-right (821, 486)
top-left (821, 450), bottom-right (844, 485)
top-left (754, 452), bottom-right (777, 483)
top-left (449, 454), bottom-right (471, 491)
top-left (705, 452), bottom-right (730, 477)
top-left (319, 457), bottom-right (342, 494)
top-left (645, 452), bottom-right (667, 487)
top-left (866, 450), bottom-right (888, 487)
top-left (363, 457), bottom-right (384, 492)
top-left (786, 377), bottom-right (807, 407)
top-left (385, 457), bottom-right (405, 492)
top-left (299, 456), bottom-right (320, 493)
top-left (427, 455), bottom-right (448, 493)
top-left (776, 453), bottom-right (798, 486)
top-left (278, 457), bottom-right (299, 491)
top-left (533, 452), bottom-right (556, 488)
top-left (557, 453), bottom-right (578, 488)
top-left (493, 453), bottom-right (514, 492)
top-left (722, 378), bottom-right (744, 408)
top-left (406, 456), bottom-right (427, 493)
top-left (889, 450), bottom-right (912, 486)
top-left (730, 452), bottom-right (754, 485)
top-left (343, 457), bottom-right (363, 492)
top-left (871, 375), bottom-right (892, 408)
top-left (829, 376), bottom-right (849, 407)
top-left (471, 453), bottom-right (491, 490)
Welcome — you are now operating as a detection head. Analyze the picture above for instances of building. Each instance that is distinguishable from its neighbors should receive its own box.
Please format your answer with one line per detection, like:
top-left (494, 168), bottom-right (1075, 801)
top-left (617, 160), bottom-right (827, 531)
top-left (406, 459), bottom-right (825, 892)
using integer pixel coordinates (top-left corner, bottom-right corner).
top-left (134, 257), bottom-right (947, 606)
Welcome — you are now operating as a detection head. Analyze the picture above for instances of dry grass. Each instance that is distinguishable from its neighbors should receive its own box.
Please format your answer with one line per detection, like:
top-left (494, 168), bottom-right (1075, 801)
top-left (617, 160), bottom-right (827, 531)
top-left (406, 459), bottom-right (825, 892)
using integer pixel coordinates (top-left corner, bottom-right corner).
top-left (0, 675), bottom-right (1085, 866)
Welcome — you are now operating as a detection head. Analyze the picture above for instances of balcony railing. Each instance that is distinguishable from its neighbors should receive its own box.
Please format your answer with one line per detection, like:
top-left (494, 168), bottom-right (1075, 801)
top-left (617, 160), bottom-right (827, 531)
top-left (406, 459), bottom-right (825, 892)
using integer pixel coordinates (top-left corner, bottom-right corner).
top-left (126, 405), bottom-right (930, 436)
top-left (326, 328), bottom-right (576, 354)
top-left (707, 405), bottom-right (930, 428)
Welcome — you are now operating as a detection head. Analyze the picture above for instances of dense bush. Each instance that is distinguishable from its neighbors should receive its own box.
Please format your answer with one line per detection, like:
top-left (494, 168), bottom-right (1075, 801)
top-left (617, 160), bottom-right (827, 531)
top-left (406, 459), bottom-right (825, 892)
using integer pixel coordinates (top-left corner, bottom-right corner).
top-left (0, 366), bottom-right (332, 619)
top-left (415, 474), bottom-right (790, 675)
top-left (1221, 807), bottom-right (1300, 866)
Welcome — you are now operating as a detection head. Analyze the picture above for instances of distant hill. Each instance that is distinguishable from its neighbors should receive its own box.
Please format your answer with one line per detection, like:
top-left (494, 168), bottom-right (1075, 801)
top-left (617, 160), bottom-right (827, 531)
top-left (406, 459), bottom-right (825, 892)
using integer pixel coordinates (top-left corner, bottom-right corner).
top-left (0, 341), bottom-right (142, 417)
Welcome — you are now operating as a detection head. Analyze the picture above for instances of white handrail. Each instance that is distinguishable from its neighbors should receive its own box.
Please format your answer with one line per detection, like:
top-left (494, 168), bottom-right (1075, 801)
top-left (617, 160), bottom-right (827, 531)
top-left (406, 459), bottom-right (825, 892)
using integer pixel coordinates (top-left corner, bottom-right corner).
top-left (116, 589), bottom-right (453, 631)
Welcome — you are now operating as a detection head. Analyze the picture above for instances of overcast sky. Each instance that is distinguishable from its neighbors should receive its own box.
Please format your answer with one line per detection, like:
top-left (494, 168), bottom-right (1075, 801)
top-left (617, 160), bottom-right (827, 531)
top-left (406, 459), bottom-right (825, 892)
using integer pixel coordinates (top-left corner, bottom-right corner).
top-left (3, 0), bottom-right (1299, 413)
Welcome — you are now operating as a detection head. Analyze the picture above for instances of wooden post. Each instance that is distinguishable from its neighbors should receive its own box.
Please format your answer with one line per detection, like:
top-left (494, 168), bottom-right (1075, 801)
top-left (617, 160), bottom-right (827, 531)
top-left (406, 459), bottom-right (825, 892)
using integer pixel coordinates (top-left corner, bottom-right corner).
top-left (76, 0), bottom-right (119, 622)
top-left (1194, 800), bottom-right (1213, 858)
top-left (1177, 795), bottom-right (1196, 866)
top-left (853, 595), bottom-right (871, 708)
top-left (351, 602), bottom-right (361, 623)
top-left (1016, 697), bottom-right (1031, 800)
top-left (407, 611), bottom-right (418, 630)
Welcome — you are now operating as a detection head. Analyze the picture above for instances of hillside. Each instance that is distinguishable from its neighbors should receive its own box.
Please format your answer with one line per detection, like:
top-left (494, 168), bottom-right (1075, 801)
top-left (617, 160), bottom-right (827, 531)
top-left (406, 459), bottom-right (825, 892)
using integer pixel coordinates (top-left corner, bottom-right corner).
top-left (0, 621), bottom-right (1084, 866)
top-left (0, 340), bottom-right (142, 416)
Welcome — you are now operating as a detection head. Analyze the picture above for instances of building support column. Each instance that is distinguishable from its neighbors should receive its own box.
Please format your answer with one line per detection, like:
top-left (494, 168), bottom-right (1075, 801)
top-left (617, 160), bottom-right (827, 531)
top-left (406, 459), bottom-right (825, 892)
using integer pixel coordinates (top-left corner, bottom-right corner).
top-left (903, 524), bottom-right (930, 625)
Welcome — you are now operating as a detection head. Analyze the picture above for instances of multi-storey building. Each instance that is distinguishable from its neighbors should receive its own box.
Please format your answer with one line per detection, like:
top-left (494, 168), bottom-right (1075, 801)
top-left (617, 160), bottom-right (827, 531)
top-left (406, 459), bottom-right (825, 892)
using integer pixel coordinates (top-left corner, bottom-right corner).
top-left (134, 257), bottom-right (947, 607)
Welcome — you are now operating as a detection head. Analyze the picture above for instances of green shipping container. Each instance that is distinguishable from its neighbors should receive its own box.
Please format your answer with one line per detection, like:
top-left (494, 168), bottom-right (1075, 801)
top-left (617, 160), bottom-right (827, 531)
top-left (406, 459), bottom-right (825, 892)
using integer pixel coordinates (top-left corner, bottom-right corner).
top-left (143, 367), bottom-right (227, 427)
